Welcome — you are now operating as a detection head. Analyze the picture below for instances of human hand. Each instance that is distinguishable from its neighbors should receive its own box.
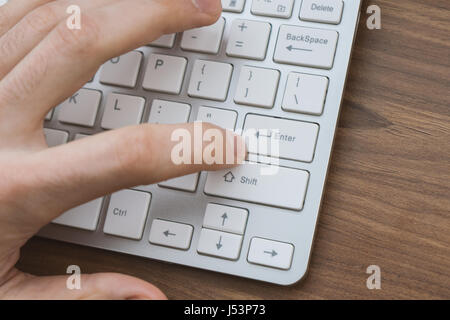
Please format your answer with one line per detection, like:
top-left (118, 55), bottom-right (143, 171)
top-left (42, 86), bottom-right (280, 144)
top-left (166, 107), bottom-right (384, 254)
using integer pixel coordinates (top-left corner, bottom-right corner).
top-left (0, 0), bottom-right (245, 299)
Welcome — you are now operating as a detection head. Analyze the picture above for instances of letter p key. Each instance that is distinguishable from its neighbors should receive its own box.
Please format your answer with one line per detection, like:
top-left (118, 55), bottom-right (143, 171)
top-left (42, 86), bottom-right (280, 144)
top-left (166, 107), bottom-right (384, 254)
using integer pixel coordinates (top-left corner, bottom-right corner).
top-left (155, 59), bottom-right (164, 69)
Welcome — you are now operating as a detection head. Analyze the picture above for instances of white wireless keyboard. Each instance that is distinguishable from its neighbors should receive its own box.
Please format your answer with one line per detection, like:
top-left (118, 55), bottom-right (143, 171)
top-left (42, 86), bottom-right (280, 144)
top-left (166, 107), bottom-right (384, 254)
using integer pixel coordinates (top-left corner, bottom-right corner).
top-left (40, 0), bottom-right (362, 285)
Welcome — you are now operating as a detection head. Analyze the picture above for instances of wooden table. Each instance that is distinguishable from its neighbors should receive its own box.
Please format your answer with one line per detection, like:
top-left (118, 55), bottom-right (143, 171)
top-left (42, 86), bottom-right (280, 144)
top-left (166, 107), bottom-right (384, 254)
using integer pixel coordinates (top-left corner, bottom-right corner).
top-left (18, 0), bottom-right (450, 299)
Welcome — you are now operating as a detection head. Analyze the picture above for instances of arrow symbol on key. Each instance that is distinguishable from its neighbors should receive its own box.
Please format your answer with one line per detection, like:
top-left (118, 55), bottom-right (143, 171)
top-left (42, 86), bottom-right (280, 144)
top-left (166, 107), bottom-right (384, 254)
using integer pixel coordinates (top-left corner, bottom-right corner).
top-left (216, 236), bottom-right (223, 250)
top-left (264, 249), bottom-right (278, 257)
top-left (255, 130), bottom-right (272, 139)
top-left (286, 45), bottom-right (313, 52)
top-left (163, 230), bottom-right (176, 237)
top-left (221, 213), bottom-right (228, 226)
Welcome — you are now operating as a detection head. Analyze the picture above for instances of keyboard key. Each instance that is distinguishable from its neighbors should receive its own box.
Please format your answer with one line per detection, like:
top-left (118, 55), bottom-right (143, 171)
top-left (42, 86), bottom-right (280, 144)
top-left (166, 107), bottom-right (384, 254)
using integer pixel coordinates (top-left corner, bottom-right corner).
top-left (58, 89), bottom-right (101, 127)
top-left (188, 60), bottom-right (233, 101)
top-left (149, 219), bottom-right (193, 250)
top-left (234, 66), bottom-right (280, 108)
top-left (43, 128), bottom-right (68, 147)
top-left (196, 106), bottom-right (237, 130)
top-left (99, 51), bottom-right (142, 88)
top-left (222, 0), bottom-right (246, 12)
top-left (147, 99), bottom-right (196, 191)
top-left (146, 99), bottom-right (195, 191)
top-left (103, 190), bottom-right (151, 240)
top-left (56, 134), bottom-right (100, 237)
top-left (204, 162), bottom-right (309, 210)
top-left (274, 25), bottom-right (338, 69)
top-left (53, 198), bottom-right (104, 231)
top-left (282, 72), bottom-right (329, 115)
top-left (143, 54), bottom-right (187, 94)
top-left (251, 0), bottom-right (294, 18)
top-left (148, 33), bottom-right (176, 48)
top-left (181, 17), bottom-right (225, 54)
top-left (203, 203), bottom-right (248, 234)
top-left (148, 99), bottom-right (191, 124)
top-left (243, 114), bottom-right (319, 162)
top-left (101, 93), bottom-right (145, 129)
top-left (158, 173), bottom-right (199, 192)
top-left (197, 228), bottom-right (243, 260)
top-left (300, 0), bottom-right (344, 25)
top-left (226, 19), bottom-right (271, 61)
top-left (45, 110), bottom-right (53, 121)
top-left (74, 133), bottom-right (89, 140)
top-left (247, 237), bottom-right (294, 270)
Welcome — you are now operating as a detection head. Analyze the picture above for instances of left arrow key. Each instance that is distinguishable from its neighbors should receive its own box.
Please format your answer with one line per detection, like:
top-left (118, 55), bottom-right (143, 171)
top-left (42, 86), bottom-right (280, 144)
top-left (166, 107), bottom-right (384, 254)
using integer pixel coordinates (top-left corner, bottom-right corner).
top-left (149, 219), bottom-right (193, 250)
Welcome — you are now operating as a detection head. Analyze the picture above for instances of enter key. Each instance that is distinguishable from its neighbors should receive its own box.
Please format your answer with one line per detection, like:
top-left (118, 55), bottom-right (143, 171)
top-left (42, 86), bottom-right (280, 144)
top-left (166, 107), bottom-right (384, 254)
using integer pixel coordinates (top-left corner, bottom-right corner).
top-left (243, 114), bottom-right (319, 162)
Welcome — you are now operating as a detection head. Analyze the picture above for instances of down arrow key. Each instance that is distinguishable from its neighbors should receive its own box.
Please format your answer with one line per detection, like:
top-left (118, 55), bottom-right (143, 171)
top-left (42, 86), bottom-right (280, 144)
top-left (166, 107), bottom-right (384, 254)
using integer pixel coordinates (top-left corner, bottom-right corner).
top-left (197, 229), bottom-right (243, 260)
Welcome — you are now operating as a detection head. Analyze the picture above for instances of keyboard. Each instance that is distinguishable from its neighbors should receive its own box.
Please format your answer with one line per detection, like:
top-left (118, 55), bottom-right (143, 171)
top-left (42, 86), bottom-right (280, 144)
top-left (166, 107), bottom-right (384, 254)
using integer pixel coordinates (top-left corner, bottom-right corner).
top-left (40, 0), bottom-right (362, 285)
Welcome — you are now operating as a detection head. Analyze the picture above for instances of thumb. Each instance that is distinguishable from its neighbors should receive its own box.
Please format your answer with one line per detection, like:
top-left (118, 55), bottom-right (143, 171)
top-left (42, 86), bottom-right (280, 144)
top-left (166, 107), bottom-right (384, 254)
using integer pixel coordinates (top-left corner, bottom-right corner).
top-left (1, 270), bottom-right (167, 300)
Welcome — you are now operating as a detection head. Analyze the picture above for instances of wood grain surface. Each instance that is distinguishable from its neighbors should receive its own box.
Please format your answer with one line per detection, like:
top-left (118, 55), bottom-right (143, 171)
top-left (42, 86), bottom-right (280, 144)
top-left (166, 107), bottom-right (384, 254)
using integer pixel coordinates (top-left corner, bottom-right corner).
top-left (17, 0), bottom-right (450, 299)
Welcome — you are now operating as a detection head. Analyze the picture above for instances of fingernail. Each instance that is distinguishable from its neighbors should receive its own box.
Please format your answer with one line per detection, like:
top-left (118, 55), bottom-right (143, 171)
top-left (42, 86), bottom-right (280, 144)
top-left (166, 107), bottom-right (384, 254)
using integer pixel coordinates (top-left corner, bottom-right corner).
top-left (192, 0), bottom-right (219, 14)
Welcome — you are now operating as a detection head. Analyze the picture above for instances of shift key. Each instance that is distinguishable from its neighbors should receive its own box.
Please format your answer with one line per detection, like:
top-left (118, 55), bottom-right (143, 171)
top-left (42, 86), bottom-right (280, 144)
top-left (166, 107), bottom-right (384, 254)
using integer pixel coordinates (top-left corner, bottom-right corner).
top-left (204, 163), bottom-right (309, 211)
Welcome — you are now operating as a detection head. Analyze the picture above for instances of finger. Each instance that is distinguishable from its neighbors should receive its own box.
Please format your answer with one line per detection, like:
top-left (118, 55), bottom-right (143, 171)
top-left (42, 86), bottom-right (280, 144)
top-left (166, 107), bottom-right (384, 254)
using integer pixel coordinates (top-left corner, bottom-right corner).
top-left (0, 0), bottom-right (221, 124)
top-left (1, 270), bottom-right (167, 299)
top-left (0, 0), bottom-right (119, 79)
top-left (12, 122), bottom-right (245, 227)
top-left (0, 0), bottom-right (53, 37)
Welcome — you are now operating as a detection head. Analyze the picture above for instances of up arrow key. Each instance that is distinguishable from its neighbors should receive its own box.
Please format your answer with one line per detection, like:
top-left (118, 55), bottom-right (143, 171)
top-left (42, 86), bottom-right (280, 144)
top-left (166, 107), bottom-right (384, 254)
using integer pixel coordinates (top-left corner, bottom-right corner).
top-left (221, 213), bottom-right (228, 226)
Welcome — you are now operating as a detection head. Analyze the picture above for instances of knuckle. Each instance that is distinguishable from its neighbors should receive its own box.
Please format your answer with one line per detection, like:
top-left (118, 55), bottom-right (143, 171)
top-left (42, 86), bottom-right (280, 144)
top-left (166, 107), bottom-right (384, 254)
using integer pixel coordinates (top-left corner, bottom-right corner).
top-left (0, 32), bottom-right (16, 65)
top-left (52, 13), bottom-right (101, 56)
top-left (2, 50), bottom-right (49, 103)
top-left (23, 3), bottom-right (59, 34)
top-left (0, 6), bottom-right (10, 33)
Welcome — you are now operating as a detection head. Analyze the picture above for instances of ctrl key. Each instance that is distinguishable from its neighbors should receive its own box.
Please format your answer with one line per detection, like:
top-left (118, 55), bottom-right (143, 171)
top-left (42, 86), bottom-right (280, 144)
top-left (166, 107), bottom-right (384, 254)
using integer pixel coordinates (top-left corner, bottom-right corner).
top-left (247, 238), bottom-right (294, 270)
top-left (149, 219), bottom-right (193, 250)
top-left (103, 189), bottom-right (151, 240)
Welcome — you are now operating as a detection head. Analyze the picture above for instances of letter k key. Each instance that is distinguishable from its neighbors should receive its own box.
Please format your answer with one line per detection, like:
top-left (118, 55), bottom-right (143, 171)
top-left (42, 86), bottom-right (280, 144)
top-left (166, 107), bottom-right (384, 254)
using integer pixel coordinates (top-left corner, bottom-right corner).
top-left (69, 93), bottom-right (79, 104)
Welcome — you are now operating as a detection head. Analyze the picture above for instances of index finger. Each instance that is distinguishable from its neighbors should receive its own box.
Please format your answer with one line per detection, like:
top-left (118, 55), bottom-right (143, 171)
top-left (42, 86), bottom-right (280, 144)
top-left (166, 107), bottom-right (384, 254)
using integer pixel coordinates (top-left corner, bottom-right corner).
top-left (19, 122), bottom-right (246, 226)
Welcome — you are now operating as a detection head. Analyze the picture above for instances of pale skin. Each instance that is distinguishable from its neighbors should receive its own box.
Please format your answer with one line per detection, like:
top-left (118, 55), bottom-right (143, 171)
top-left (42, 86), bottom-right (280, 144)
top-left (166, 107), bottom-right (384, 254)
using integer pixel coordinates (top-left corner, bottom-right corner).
top-left (0, 0), bottom-right (245, 299)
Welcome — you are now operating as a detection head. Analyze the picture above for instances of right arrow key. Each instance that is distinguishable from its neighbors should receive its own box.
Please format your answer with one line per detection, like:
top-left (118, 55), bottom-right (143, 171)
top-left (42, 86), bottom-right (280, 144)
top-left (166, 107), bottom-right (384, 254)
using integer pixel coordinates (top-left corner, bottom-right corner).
top-left (248, 237), bottom-right (294, 270)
